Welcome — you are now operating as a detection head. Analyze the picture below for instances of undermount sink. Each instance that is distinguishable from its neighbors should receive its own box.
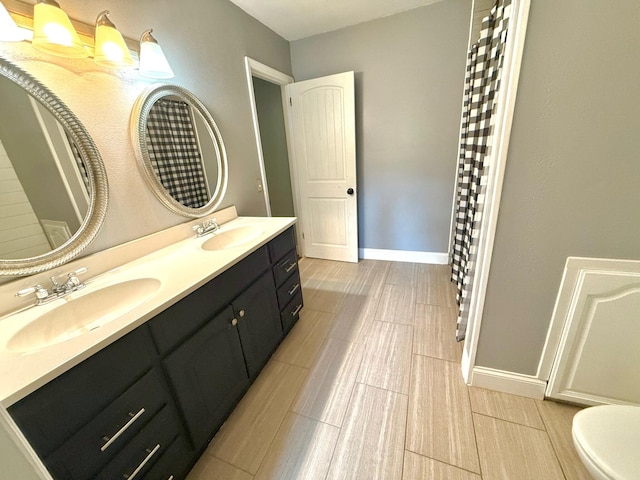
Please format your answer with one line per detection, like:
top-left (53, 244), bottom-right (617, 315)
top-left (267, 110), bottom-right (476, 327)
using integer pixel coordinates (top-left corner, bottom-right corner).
top-left (6, 278), bottom-right (161, 353)
top-left (201, 224), bottom-right (264, 251)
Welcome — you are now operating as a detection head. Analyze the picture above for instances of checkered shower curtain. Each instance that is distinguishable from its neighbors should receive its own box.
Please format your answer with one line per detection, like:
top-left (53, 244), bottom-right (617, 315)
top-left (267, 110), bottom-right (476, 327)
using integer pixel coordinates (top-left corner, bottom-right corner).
top-left (145, 98), bottom-right (210, 208)
top-left (451, 0), bottom-right (512, 342)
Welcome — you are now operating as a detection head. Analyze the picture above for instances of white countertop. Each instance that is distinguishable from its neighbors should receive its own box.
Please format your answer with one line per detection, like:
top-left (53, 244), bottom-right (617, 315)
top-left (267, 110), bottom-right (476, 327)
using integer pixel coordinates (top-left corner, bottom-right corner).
top-left (0, 212), bottom-right (296, 407)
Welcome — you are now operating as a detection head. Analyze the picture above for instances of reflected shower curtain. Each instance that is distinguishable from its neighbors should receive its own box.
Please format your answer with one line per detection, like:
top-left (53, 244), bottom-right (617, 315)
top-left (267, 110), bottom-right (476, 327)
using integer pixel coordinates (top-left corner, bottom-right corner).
top-left (145, 98), bottom-right (210, 208)
top-left (451, 0), bottom-right (511, 342)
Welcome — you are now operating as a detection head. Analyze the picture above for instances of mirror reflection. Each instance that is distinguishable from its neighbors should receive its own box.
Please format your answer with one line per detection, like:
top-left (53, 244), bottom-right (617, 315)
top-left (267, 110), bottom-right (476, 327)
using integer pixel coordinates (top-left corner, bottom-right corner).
top-left (144, 96), bottom-right (220, 209)
top-left (0, 75), bottom-right (90, 260)
top-left (131, 84), bottom-right (228, 218)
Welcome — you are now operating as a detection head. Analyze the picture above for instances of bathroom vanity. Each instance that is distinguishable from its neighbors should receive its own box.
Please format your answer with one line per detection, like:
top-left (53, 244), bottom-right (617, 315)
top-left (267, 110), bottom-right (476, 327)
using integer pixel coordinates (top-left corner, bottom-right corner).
top-left (2, 216), bottom-right (302, 480)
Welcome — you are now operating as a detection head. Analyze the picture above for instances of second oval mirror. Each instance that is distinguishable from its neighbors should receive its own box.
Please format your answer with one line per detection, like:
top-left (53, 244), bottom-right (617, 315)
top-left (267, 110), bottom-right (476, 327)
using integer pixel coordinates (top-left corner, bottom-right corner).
top-left (131, 85), bottom-right (228, 217)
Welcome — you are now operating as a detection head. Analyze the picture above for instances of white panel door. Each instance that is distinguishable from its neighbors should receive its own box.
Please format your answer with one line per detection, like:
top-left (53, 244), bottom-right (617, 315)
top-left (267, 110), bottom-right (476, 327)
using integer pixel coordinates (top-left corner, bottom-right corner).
top-left (286, 72), bottom-right (357, 263)
top-left (546, 261), bottom-right (640, 406)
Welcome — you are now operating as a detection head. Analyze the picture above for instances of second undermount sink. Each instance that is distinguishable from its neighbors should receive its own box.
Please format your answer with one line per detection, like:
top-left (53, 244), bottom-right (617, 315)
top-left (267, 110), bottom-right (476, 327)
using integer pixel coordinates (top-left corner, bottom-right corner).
top-left (6, 278), bottom-right (161, 353)
top-left (201, 224), bottom-right (264, 251)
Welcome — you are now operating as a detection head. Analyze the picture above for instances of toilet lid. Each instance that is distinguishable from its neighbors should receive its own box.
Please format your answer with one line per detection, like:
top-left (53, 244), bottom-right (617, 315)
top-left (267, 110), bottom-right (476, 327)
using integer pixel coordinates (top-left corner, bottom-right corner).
top-left (573, 405), bottom-right (640, 480)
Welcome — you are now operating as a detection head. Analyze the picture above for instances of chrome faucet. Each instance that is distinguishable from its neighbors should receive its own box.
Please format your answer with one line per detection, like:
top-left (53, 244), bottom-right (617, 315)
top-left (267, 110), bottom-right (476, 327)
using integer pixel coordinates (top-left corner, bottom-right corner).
top-left (192, 218), bottom-right (219, 237)
top-left (16, 267), bottom-right (88, 305)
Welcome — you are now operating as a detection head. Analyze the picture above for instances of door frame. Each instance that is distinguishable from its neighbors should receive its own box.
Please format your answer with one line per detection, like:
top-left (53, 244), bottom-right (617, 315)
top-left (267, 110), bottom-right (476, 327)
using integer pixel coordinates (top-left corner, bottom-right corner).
top-left (450, 0), bottom-right (532, 387)
top-left (244, 57), bottom-right (306, 254)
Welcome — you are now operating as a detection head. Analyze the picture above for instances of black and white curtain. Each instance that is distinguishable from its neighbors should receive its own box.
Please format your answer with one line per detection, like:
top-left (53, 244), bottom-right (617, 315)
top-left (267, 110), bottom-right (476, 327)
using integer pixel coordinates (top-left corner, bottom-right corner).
top-left (145, 98), bottom-right (210, 208)
top-left (451, 0), bottom-right (512, 341)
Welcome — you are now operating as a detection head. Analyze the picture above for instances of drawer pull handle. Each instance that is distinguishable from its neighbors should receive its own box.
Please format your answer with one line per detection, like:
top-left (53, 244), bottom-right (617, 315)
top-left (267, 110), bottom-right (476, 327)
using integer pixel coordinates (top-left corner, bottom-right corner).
top-left (291, 304), bottom-right (303, 317)
top-left (231, 318), bottom-right (238, 326)
top-left (239, 309), bottom-right (245, 317)
top-left (126, 443), bottom-right (160, 479)
top-left (284, 261), bottom-right (297, 273)
top-left (287, 283), bottom-right (300, 296)
top-left (167, 476), bottom-right (174, 480)
top-left (101, 408), bottom-right (145, 452)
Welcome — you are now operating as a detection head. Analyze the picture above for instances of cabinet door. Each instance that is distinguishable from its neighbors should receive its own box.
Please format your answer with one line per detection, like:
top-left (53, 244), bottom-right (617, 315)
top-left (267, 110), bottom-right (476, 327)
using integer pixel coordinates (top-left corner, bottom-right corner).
top-left (163, 306), bottom-right (249, 450)
top-left (234, 272), bottom-right (282, 377)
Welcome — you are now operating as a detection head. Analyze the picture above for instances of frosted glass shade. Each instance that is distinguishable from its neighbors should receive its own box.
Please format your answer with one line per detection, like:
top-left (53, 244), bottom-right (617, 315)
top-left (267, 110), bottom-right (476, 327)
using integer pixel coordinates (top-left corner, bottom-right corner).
top-left (32, 1), bottom-right (88, 58)
top-left (0, 3), bottom-right (28, 41)
top-left (94, 24), bottom-right (134, 68)
top-left (139, 40), bottom-right (174, 79)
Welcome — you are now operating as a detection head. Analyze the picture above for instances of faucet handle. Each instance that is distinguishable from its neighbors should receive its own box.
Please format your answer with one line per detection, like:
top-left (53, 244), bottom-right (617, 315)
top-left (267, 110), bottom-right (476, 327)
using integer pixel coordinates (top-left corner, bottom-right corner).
top-left (67, 267), bottom-right (88, 287)
top-left (16, 284), bottom-right (49, 301)
top-left (69, 267), bottom-right (88, 276)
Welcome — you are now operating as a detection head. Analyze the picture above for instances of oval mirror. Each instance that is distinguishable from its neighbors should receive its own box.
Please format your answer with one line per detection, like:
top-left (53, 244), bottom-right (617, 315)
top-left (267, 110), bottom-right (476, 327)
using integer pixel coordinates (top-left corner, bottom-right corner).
top-left (130, 84), bottom-right (228, 218)
top-left (0, 56), bottom-right (108, 276)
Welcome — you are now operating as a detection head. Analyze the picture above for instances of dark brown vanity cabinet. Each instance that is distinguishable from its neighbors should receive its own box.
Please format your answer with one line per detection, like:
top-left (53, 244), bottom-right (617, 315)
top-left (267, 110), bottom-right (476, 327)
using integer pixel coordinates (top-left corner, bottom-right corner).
top-left (8, 328), bottom-right (192, 480)
top-left (162, 306), bottom-right (249, 450)
top-left (269, 227), bottom-right (303, 332)
top-left (151, 245), bottom-right (282, 453)
top-left (8, 227), bottom-right (300, 480)
top-left (233, 272), bottom-right (282, 377)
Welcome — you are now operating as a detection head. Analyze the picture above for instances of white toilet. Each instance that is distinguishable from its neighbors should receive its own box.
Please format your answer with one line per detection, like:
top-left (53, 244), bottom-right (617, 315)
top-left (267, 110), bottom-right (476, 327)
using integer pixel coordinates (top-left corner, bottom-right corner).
top-left (572, 405), bottom-right (640, 479)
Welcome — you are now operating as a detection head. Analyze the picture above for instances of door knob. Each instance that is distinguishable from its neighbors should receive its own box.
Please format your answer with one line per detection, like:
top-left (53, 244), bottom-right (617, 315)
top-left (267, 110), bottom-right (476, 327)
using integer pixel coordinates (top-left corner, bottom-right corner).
top-left (231, 318), bottom-right (238, 326)
top-left (346, 188), bottom-right (354, 195)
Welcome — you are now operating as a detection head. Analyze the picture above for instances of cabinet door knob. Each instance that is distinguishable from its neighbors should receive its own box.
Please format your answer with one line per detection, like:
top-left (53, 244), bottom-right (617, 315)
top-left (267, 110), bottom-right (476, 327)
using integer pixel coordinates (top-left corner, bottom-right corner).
top-left (239, 309), bottom-right (245, 317)
top-left (231, 318), bottom-right (238, 326)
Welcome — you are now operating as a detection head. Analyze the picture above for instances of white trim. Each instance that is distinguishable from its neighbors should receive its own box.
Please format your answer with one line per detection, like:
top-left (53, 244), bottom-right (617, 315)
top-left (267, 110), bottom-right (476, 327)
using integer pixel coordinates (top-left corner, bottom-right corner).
top-left (29, 97), bottom-right (84, 223)
top-left (243, 57), bottom-right (294, 217)
top-left (470, 366), bottom-right (547, 399)
top-left (359, 248), bottom-right (448, 264)
top-left (461, 0), bottom-right (531, 384)
top-left (282, 84), bottom-right (305, 255)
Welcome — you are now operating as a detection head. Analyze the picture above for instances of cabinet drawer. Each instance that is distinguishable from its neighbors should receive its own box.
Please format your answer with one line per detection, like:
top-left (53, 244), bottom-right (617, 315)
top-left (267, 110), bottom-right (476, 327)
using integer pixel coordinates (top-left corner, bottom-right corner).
top-left (143, 435), bottom-right (193, 480)
top-left (149, 246), bottom-right (270, 355)
top-left (268, 226), bottom-right (296, 263)
top-left (45, 369), bottom-right (167, 480)
top-left (280, 291), bottom-right (304, 333)
top-left (9, 327), bottom-right (157, 458)
top-left (277, 270), bottom-right (301, 310)
top-left (273, 249), bottom-right (298, 287)
top-left (95, 405), bottom-right (178, 480)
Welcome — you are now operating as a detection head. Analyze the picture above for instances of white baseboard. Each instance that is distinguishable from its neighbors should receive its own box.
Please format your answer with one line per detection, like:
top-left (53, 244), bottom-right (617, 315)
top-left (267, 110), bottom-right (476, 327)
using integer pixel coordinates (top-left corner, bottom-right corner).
top-left (470, 366), bottom-right (547, 399)
top-left (359, 248), bottom-right (448, 265)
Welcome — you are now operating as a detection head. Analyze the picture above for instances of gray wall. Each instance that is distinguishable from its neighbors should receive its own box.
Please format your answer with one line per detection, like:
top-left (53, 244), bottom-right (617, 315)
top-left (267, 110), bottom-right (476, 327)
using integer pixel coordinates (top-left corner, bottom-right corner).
top-left (290, 0), bottom-right (471, 253)
top-left (0, 0), bottom-right (291, 256)
top-left (475, 0), bottom-right (640, 374)
top-left (252, 77), bottom-right (295, 217)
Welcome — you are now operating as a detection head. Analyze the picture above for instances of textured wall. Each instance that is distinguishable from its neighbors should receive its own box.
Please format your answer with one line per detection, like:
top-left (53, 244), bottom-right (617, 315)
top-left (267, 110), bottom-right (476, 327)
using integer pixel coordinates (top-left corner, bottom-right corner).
top-left (0, 0), bottom-right (291, 258)
top-left (475, 0), bottom-right (640, 374)
top-left (290, 0), bottom-right (471, 253)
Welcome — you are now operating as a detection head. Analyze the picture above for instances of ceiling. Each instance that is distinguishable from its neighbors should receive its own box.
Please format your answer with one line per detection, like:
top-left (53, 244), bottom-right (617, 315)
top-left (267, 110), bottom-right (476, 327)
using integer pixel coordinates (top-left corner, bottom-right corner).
top-left (228, 0), bottom-right (446, 41)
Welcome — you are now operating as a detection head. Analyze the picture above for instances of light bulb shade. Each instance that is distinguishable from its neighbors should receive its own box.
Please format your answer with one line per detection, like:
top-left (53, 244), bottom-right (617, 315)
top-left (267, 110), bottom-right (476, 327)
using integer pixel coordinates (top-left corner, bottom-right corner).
top-left (94, 24), bottom-right (134, 68)
top-left (93, 11), bottom-right (133, 69)
top-left (139, 31), bottom-right (174, 79)
top-left (0, 3), bottom-right (28, 41)
top-left (32, 1), bottom-right (88, 58)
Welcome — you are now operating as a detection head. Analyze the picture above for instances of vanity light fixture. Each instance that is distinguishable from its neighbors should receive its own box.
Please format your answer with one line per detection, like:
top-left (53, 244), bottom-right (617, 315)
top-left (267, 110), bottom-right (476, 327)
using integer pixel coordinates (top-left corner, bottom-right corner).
top-left (138, 29), bottom-right (174, 79)
top-left (32, 0), bottom-right (88, 58)
top-left (0, 2), bottom-right (28, 41)
top-left (94, 10), bottom-right (134, 68)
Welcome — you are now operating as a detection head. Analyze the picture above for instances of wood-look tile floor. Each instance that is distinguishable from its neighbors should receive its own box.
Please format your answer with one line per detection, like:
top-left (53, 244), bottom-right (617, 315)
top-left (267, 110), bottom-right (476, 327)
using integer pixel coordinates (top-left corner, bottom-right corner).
top-left (187, 258), bottom-right (591, 480)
